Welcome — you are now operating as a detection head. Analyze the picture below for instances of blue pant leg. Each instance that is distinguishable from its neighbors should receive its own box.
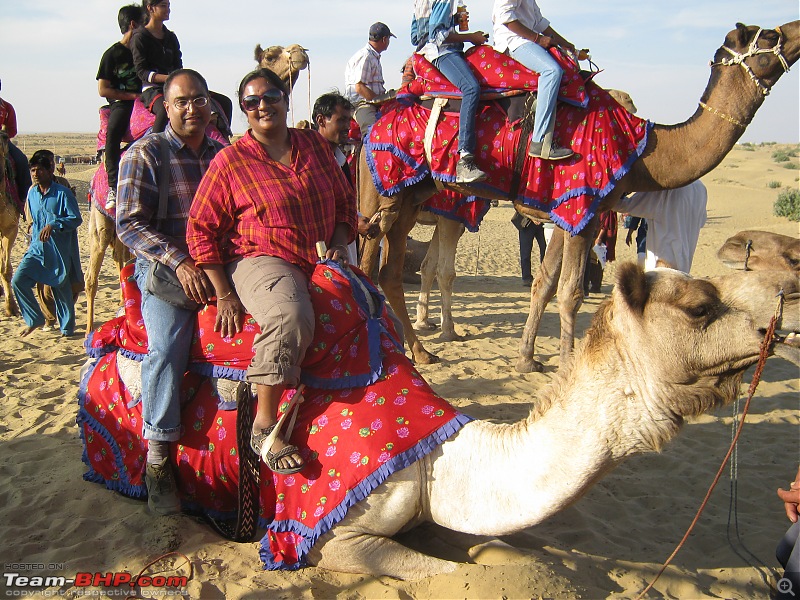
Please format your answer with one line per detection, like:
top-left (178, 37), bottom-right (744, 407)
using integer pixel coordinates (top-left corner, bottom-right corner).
top-left (134, 259), bottom-right (194, 442)
top-left (11, 258), bottom-right (46, 329)
top-left (510, 42), bottom-right (563, 143)
top-left (434, 52), bottom-right (481, 154)
top-left (51, 278), bottom-right (76, 335)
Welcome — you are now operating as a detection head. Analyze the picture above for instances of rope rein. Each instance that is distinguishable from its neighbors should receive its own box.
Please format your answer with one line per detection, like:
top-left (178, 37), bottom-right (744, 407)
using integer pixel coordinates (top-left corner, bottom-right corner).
top-left (635, 290), bottom-right (785, 599)
top-left (701, 26), bottom-right (789, 127)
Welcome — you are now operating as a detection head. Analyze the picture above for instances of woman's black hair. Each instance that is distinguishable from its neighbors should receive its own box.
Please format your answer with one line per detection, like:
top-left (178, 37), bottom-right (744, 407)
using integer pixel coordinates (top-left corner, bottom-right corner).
top-left (237, 68), bottom-right (288, 112)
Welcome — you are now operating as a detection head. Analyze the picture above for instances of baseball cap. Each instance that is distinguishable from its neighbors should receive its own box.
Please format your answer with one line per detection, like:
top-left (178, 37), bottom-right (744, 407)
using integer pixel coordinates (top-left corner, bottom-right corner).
top-left (369, 22), bottom-right (395, 41)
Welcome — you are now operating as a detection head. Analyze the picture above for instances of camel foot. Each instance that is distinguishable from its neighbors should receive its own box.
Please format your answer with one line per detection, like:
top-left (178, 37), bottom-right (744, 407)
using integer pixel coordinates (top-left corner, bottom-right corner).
top-left (439, 331), bottom-right (464, 342)
top-left (515, 357), bottom-right (544, 373)
top-left (413, 349), bottom-right (441, 365)
top-left (412, 320), bottom-right (438, 332)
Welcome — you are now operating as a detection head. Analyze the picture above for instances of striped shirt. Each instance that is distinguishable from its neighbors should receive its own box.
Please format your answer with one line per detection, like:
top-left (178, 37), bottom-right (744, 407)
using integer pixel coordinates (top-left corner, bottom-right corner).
top-left (344, 44), bottom-right (386, 104)
top-left (116, 125), bottom-right (225, 269)
top-left (187, 129), bottom-right (356, 275)
top-left (412, 0), bottom-right (463, 62)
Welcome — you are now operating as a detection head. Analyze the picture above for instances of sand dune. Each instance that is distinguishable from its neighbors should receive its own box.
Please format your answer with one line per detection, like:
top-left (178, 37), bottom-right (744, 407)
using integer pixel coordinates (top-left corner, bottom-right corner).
top-left (0, 141), bottom-right (797, 598)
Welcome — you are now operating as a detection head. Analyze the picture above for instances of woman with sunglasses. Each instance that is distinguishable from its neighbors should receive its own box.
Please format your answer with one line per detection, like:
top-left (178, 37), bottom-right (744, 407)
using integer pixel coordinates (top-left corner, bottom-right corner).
top-left (133, 0), bottom-right (232, 134)
top-left (187, 68), bottom-right (356, 475)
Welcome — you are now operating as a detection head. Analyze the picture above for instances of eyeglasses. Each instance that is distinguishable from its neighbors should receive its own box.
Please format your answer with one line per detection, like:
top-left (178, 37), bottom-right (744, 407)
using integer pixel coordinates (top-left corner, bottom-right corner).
top-left (171, 96), bottom-right (209, 110)
top-left (241, 89), bottom-right (285, 111)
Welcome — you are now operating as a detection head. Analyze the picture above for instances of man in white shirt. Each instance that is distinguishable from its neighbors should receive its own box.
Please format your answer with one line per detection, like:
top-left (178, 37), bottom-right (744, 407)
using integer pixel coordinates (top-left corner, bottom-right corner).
top-left (492, 0), bottom-right (577, 160)
top-left (344, 22), bottom-right (395, 134)
top-left (615, 180), bottom-right (708, 274)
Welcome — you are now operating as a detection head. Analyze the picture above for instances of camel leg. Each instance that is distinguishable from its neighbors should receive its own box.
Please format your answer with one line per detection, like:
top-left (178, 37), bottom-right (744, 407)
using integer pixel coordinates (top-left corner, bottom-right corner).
top-left (312, 528), bottom-right (457, 580)
top-left (0, 219), bottom-right (18, 317)
top-left (111, 237), bottom-right (131, 305)
top-left (413, 222), bottom-right (439, 332)
top-left (516, 226), bottom-right (564, 373)
top-left (555, 224), bottom-right (595, 366)
top-left (379, 203), bottom-right (439, 364)
top-left (84, 206), bottom-right (119, 335)
top-left (435, 217), bottom-right (465, 342)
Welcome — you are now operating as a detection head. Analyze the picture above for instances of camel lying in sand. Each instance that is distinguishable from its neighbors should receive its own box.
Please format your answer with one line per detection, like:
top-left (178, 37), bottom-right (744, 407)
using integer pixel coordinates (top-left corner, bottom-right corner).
top-left (717, 230), bottom-right (800, 274)
top-left (306, 265), bottom-right (799, 579)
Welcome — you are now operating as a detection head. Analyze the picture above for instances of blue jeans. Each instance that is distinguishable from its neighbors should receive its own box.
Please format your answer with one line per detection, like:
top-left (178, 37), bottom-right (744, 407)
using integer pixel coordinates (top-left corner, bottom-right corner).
top-left (134, 258), bottom-right (195, 442)
top-left (510, 42), bottom-right (563, 143)
top-left (433, 52), bottom-right (480, 155)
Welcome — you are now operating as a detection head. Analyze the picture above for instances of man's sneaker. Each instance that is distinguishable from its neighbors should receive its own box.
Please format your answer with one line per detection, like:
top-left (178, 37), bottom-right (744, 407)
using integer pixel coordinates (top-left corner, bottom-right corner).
top-left (455, 154), bottom-right (487, 184)
top-left (145, 458), bottom-right (181, 516)
top-left (105, 189), bottom-right (116, 210)
top-left (528, 141), bottom-right (574, 161)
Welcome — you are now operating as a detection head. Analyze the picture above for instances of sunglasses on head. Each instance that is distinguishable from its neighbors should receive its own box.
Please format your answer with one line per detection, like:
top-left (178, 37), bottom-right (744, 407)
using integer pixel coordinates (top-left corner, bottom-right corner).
top-left (241, 89), bottom-right (285, 111)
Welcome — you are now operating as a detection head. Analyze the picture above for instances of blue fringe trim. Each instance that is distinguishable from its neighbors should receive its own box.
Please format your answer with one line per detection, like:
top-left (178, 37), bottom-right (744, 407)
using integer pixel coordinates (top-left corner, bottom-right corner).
top-left (119, 348), bottom-right (145, 362)
top-left (258, 411), bottom-right (474, 570)
top-left (189, 362), bottom-right (248, 382)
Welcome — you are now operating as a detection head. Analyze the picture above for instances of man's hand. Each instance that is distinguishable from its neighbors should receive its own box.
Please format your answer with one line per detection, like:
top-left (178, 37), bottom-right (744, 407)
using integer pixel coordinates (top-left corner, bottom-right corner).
top-left (470, 31), bottom-right (489, 46)
top-left (39, 224), bottom-right (53, 242)
top-left (357, 215), bottom-right (380, 239)
top-left (778, 466), bottom-right (800, 523)
top-left (625, 231), bottom-right (634, 247)
top-left (175, 257), bottom-right (215, 305)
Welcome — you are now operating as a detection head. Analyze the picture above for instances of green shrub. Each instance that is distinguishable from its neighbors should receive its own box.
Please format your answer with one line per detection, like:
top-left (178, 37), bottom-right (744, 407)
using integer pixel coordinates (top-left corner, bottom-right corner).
top-left (773, 188), bottom-right (800, 221)
top-left (773, 150), bottom-right (791, 162)
top-left (767, 180), bottom-right (782, 188)
top-left (783, 162), bottom-right (799, 170)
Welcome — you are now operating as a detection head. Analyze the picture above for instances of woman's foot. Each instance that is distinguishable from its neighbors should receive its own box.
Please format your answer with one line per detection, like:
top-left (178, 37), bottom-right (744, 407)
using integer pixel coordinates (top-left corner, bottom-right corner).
top-left (251, 422), bottom-right (305, 475)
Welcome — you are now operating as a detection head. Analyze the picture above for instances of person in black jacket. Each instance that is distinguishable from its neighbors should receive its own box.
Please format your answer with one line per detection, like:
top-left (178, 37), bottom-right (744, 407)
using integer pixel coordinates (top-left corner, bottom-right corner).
top-left (132, 0), bottom-right (232, 134)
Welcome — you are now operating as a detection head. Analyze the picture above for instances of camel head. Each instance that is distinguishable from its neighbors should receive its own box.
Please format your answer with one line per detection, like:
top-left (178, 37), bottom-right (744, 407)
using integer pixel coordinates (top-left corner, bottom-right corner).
top-left (581, 264), bottom-right (799, 441)
top-left (607, 89), bottom-right (637, 114)
top-left (717, 230), bottom-right (800, 274)
top-left (707, 21), bottom-right (800, 99)
top-left (254, 43), bottom-right (310, 92)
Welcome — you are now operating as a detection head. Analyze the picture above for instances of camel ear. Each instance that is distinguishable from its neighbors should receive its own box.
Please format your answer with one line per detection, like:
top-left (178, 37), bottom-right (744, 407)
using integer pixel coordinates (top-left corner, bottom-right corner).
top-left (615, 263), bottom-right (649, 315)
top-left (734, 23), bottom-right (749, 46)
top-left (254, 44), bottom-right (264, 62)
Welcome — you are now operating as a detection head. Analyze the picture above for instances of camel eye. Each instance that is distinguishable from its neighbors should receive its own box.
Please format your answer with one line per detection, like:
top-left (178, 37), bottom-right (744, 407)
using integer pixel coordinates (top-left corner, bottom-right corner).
top-left (686, 304), bottom-right (711, 319)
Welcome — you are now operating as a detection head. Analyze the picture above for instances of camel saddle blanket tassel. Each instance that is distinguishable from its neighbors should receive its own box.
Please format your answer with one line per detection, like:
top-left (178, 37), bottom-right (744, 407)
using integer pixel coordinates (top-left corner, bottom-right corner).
top-left (78, 262), bottom-right (471, 569)
top-left (365, 46), bottom-right (652, 235)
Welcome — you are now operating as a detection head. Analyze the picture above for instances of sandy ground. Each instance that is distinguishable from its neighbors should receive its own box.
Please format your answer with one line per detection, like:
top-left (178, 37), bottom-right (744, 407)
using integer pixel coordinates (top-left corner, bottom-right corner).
top-left (0, 140), bottom-right (798, 599)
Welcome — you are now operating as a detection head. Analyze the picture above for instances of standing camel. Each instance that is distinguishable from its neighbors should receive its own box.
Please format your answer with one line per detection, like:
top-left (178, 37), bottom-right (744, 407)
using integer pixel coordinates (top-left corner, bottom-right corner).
top-left (0, 131), bottom-right (19, 316)
top-left (85, 45), bottom-right (311, 335)
top-left (358, 21), bottom-right (800, 370)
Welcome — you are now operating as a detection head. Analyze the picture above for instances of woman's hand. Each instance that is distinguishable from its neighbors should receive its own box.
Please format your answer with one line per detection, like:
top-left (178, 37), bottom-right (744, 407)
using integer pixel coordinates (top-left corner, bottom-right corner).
top-left (215, 292), bottom-right (245, 339)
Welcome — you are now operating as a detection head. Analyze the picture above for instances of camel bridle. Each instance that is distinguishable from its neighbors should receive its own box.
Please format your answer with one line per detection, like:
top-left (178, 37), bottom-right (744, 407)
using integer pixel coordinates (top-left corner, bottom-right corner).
top-left (700, 26), bottom-right (790, 128)
top-left (711, 26), bottom-right (791, 96)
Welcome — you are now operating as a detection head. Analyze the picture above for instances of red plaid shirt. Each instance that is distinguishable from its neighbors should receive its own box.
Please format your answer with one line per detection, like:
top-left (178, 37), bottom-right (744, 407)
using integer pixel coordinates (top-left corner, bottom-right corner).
top-left (188, 129), bottom-right (356, 274)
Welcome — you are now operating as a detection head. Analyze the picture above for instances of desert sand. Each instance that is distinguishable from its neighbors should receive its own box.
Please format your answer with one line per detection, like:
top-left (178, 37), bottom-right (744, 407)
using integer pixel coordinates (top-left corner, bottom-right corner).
top-left (0, 137), bottom-right (797, 599)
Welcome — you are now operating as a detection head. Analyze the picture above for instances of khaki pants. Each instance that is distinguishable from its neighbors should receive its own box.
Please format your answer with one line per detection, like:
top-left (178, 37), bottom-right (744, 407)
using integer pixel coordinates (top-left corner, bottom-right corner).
top-left (228, 256), bottom-right (314, 387)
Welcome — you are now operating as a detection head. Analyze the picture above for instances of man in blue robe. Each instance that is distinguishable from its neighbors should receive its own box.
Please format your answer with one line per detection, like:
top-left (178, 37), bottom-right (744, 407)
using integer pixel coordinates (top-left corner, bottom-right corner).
top-left (12, 150), bottom-right (83, 337)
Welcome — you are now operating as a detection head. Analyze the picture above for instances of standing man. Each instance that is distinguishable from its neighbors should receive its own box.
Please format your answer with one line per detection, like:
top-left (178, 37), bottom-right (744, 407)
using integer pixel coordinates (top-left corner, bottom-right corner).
top-left (493, 0), bottom-right (578, 160)
top-left (0, 79), bottom-right (32, 213)
top-left (344, 22), bottom-right (395, 134)
top-left (12, 151), bottom-right (83, 338)
top-left (97, 4), bottom-right (144, 210)
top-left (116, 68), bottom-right (223, 515)
top-left (511, 213), bottom-right (546, 286)
top-left (312, 92), bottom-right (379, 263)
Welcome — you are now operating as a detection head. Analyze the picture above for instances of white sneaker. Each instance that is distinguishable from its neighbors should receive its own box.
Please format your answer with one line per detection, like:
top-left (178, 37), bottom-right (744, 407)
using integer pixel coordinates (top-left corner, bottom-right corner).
top-left (105, 189), bottom-right (116, 210)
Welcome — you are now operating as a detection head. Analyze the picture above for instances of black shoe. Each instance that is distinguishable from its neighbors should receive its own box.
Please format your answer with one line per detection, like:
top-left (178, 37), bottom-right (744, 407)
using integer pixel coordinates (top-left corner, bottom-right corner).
top-left (528, 141), bottom-right (574, 161)
top-left (455, 155), bottom-right (487, 183)
top-left (522, 278), bottom-right (533, 287)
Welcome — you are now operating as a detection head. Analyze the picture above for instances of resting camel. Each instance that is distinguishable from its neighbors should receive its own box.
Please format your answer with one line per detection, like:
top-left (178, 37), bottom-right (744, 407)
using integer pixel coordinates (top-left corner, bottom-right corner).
top-left (304, 265), bottom-right (800, 578)
top-left (358, 21), bottom-right (800, 370)
top-left (0, 131), bottom-right (19, 316)
top-left (85, 45), bottom-right (311, 335)
top-left (717, 230), bottom-right (800, 274)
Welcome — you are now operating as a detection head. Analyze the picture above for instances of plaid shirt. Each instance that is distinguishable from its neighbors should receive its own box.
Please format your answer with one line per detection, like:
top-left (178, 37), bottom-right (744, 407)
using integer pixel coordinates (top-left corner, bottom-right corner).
top-left (188, 129), bottom-right (356, 274)
top-left (116, 125), bottom-right (224, 269)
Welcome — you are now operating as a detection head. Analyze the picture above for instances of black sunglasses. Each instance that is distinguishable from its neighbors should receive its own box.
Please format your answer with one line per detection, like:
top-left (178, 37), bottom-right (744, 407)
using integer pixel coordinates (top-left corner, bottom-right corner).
top-left (241, 89), bottom-right (285, 111)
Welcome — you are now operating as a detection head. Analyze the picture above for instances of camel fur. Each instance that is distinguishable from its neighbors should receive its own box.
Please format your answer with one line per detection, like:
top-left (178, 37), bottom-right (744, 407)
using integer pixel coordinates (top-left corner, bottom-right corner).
top-left (0, 132), bottom-right (19, 316)
top-left (357, 21), bottom-right (800, 371)
top-left (717, 230), bottom-right (800, 274)
top-left (254, 44), bottom-right (310, 90)
top-left (304, 264), bottom-right (800, 579)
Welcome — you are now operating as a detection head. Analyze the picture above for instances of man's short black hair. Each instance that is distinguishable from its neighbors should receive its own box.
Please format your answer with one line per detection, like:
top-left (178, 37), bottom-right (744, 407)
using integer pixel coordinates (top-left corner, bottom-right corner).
top-left (164, 68), bottom-right (210, 101)
top-left (312, 91), bottom-right (354, 125)
top-left (118, 4), bottom-right (144, 34)
top-left (29, 150), bottom-right (55, 169)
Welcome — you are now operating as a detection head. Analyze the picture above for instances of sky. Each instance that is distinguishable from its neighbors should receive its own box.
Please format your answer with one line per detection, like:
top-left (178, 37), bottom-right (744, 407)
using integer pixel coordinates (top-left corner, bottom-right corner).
top-left (1, 0), bottom-right (798, 143)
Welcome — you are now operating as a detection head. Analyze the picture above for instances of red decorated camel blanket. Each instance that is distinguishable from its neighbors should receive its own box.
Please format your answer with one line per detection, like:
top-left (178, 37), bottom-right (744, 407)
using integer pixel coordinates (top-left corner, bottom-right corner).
top-left (365, 46), bottom-right (652, 234)
top-left (78, 262), bottom-right (471, 569)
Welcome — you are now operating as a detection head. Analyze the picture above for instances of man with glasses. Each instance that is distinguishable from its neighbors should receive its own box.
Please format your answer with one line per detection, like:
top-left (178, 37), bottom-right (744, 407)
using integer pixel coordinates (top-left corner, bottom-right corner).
top-left (116, 68), bottom-right (225, 516)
